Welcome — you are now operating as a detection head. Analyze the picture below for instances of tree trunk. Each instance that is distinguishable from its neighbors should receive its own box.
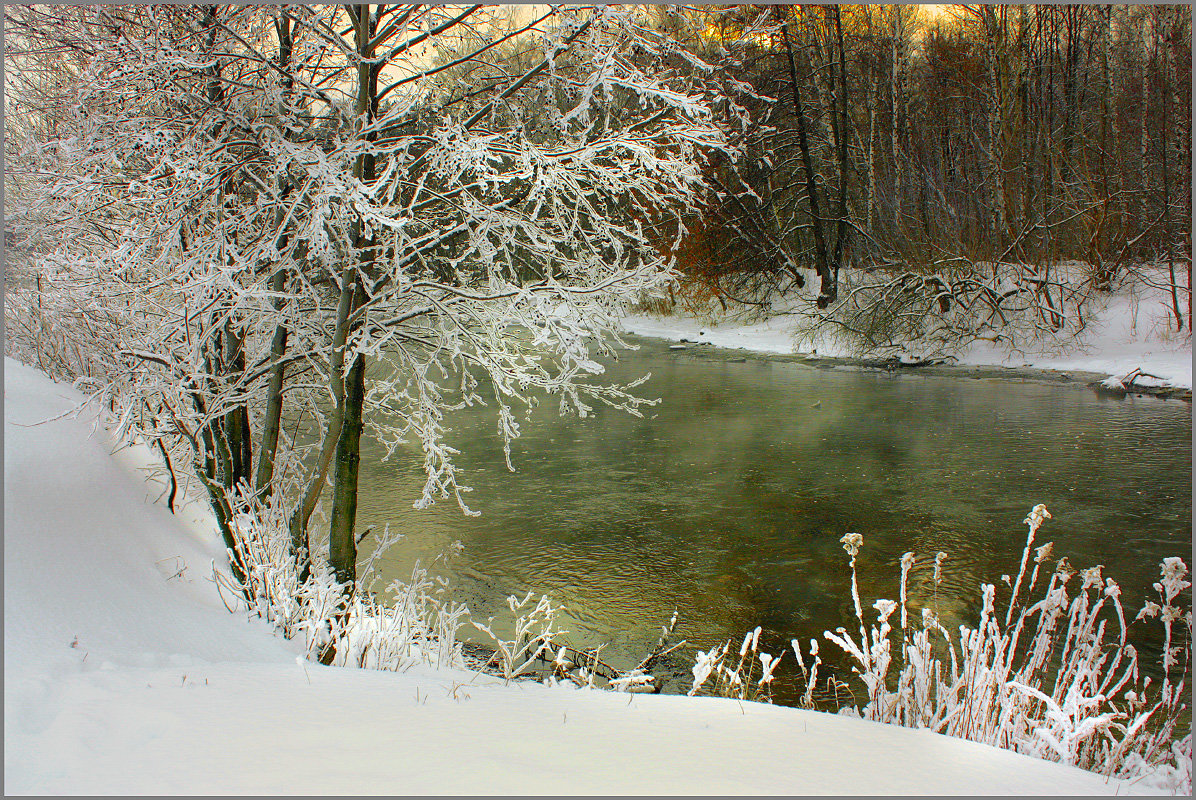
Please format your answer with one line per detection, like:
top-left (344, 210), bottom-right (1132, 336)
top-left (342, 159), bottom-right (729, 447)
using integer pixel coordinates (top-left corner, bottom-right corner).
top-left (327, 336), bottom-right (366, 586)
top-left (254, 268), bottom-right (289, 499)
top-left (1060, 6), bottom-right (1080, 185)
top-left (189, 360), bottom-right (248, 590)
top-left (1159, 11), bottom-right (1183, 331)
top-left (782, 15), bottom-right (835, 307)
top-left (1139, 21), bottom-right (1151, 228)
top-left (866, 80), bottom-right (876, 236)
top-left (890, 12), bottom-right (903, 231)
top-left (222, 317), bottom-right (253, 492)
top-left (255, 8), bottom-right (296, 503)
top-left (830, 6), bottom-right (850, 273)
top-left (287, 256), bottom-right (356, 569)
top-left (984, 8), bottom-right (1007, 245)
top-left (326, 2), bottom-right (381, 589)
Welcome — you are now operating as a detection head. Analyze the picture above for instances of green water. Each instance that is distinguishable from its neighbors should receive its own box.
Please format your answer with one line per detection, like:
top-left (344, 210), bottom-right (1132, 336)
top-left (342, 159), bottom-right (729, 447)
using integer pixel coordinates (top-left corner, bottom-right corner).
top-left (352, 338), bottom-right (1192, 704)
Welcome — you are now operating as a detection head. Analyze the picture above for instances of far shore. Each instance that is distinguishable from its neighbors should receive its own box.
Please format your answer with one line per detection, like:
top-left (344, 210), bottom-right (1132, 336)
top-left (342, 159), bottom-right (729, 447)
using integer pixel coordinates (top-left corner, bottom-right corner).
top-left (621, 332), bottom-right (1193, 401)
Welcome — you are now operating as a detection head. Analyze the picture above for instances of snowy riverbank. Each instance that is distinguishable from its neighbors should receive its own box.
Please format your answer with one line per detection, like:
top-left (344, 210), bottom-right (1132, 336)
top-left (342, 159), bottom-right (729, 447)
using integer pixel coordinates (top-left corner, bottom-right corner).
top-left (623, 270), bottom-right (1193, 390)
top-left (2, 357), bottom-right (1177, 794)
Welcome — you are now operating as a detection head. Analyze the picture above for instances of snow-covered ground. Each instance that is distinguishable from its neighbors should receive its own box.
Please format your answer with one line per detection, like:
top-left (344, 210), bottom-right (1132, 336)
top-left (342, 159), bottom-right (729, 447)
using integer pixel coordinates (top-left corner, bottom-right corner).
top-left (624, 271), bottom-right (1193, 389)
top-left (3, 357), bottom-right (1175, 794)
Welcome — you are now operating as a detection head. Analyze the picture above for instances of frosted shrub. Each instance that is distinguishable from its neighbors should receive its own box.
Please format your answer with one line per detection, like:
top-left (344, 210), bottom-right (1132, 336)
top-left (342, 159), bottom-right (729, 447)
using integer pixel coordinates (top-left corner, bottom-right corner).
top-left (687, 626), bottom-right (784, 703)
top-left (472, 592), bottom-right (567, 683)
top-left (215, 493), bottom-right (467, 672)
top-left (817, 505), bottom-right (1191, 792)
top-left (471, 597), bottom-right (682, 692)
top-left (3, 274), bottom-right (122, 384)
top-left (802, 260), bottom-right (1121, 360)
top-left (217, 479), bottom-right (679, 690)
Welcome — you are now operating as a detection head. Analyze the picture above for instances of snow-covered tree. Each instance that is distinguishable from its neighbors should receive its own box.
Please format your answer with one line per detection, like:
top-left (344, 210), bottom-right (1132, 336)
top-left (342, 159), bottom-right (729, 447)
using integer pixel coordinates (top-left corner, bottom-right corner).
top-left (5, 5), bottom-right (732, 610)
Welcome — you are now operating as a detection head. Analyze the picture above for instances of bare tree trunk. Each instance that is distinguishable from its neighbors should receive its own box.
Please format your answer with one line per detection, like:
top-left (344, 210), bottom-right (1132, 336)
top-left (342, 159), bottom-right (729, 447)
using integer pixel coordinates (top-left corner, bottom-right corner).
top-left (866, 80), bottom-right (877, 236)
top-left (1041, 6), bottom-right (1054, 256)
top-left (830, 5), bottom-right (850, 273)
top-left (191, 330), bottom-right (248, 589)
top-left (328, 332), bottom-right (366, 586)
top-left (1060, 6), bottom-right (1081, 185)
top-left (1139, 19), bottom-right (1152, 227)
top-left (1159, 9), bottom-right (1183, 331)
top-left (1096, 4), bottom-right (1118, 289)
top-left (782, 15), bottom-right (835, 307)
top-left (1107, 7), bottom-right (1119, 197)
top-left (254, 268), bottom-right (289, 499)
top-left (287, 266), bottom-right (355, 570)
top-left (983, 8), bottom-right (1007, 245)
top-left (1020, 8), bottom-right (1037, 250)
top-left (809, 22), bottom-right (835, 173)
top-left (327, 2), bottom-right (381, 588)
top-left (222, 317), bottom-right (253, 492)
top-left (193, 7), bottom-right (253, 589)
top-left (254, 11), bottom-right (297, 504)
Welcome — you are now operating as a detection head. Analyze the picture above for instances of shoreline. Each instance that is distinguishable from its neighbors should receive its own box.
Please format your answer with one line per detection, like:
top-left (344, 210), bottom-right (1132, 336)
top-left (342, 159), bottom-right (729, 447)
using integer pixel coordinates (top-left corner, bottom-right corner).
top-left (622, 331), bottom-right (1193, 401)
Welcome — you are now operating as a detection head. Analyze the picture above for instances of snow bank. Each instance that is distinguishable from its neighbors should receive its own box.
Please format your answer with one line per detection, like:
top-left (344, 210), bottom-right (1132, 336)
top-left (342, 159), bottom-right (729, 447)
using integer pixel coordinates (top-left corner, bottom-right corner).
top-left (959, 286), bottom-right (1193, 388)
top-left (621, 312), bottom-right (801, 356)
top-left (624, 271), bottom-right (1192, 389)
top-left (3, 358), bottom-right (1167, 794)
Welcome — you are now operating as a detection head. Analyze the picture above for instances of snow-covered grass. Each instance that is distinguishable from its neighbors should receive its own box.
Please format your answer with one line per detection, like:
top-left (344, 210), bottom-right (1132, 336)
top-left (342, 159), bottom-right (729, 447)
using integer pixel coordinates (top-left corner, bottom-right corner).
top-left (813, 512), bottom-right (1191, 790)
top-left (624, 263), bottom-right (1193, 389)
top-left (688, 625), bottom-right (785, 703)
top-left (3, 356), bottom-right (1185, 794)
top-left (683, 511), bottom-right (1192, 793)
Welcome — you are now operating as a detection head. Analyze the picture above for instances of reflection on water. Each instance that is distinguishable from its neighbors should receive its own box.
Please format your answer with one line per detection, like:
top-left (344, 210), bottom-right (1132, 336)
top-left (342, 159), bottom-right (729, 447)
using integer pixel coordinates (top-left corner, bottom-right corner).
top-left (354, 338), bottom-right (1192, 705)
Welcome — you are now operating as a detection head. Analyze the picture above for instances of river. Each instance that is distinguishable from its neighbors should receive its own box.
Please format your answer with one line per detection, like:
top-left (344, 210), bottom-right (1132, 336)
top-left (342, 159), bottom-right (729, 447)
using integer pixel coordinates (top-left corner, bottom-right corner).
top-left (352, 336), bottom-right (1192, 705)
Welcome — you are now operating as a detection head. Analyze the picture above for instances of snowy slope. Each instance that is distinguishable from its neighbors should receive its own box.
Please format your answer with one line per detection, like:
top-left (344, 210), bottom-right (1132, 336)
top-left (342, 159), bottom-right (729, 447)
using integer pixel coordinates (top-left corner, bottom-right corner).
top-left (3, 358), bottom-right (1167, 794)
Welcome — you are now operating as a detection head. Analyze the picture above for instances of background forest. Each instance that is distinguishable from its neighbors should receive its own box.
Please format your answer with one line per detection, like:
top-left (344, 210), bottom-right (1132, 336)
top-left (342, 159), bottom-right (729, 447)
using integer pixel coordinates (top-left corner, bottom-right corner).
top-left (648, 5), bottom-right (1190, 341)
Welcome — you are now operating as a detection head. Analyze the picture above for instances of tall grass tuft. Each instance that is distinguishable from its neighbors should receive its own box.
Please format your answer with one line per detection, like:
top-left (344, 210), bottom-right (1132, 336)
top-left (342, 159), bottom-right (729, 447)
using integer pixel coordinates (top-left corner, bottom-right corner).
top-left (688, 625), bottom-right (785, 703)
top-left (808, 505), bottom-right (1190, 791)
top-left (692, 505), bottom-right (1190, 791)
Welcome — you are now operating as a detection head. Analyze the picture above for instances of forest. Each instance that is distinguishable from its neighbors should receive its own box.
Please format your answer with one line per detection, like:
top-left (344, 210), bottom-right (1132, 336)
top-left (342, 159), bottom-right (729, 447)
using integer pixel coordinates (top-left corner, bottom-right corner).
top-left (643, 4), bottom-right (1191, 361)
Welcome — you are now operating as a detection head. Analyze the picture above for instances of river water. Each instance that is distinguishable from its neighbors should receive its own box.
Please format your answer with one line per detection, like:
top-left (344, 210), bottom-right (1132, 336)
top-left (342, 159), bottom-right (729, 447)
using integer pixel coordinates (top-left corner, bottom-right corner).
top-left (353, 337), bottom-right (1192, 704)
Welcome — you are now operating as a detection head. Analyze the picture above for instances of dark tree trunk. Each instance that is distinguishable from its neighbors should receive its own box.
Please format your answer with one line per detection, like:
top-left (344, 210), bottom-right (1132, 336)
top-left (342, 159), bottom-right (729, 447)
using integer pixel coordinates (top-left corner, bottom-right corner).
top-left (254, 269), bottom-right (290, 500)
top-left (256, 9), bottom-right (296, 503)
top-left (326, 3), bottom-right (380, 590)
top-left (327, 342), bottom-right (366, 586)
top-left (830, 6), bottom-right (851, 275)
top-left (782, 15), bottom-right (836, 308)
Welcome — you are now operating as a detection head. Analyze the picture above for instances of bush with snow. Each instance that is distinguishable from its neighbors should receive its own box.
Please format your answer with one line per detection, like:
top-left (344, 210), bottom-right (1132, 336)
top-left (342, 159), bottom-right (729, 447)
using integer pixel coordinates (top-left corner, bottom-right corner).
top-left (780, 259), bottom-right (1191, 366)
